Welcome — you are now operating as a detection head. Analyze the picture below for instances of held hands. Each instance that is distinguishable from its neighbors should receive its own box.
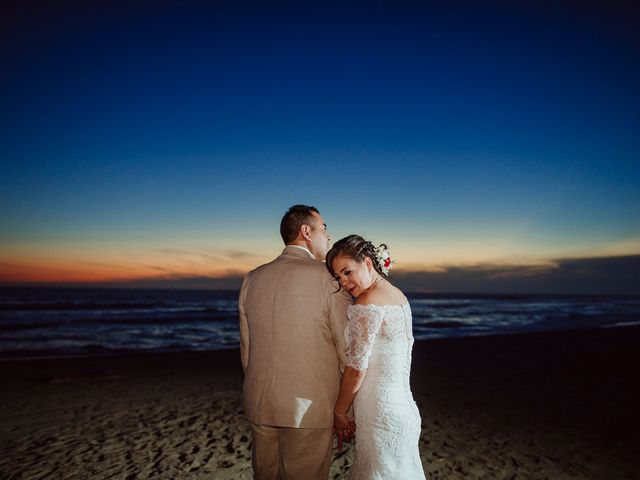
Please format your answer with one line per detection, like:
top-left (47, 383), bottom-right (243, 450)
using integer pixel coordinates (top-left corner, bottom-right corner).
top-left (333, 410), bottom-right (356, 452)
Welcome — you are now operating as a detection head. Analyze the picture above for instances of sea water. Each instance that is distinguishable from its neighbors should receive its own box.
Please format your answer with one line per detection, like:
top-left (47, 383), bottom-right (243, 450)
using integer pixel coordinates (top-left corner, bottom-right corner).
top-left (1, 287), bottom-right (639, 358)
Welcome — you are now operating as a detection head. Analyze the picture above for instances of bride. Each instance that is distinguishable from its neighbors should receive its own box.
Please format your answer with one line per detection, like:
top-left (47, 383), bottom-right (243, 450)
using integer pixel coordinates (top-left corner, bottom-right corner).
top-left (326, 235), bottom-right (426, 479)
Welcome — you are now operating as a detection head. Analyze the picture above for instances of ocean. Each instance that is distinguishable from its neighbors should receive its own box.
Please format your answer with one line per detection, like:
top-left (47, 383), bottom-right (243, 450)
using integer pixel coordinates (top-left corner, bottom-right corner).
top-left (1, 287), bottom-right (639, 359)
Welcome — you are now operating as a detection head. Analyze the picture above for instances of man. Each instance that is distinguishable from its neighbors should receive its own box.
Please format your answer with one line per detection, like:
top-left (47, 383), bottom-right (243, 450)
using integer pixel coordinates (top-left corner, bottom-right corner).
top-left (239, 205), bottom-right (351, 480)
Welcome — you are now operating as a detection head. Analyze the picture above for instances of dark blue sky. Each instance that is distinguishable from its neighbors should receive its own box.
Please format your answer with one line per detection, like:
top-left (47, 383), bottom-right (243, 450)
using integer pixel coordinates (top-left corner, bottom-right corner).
top-left (1, 1), bottom-right (639, 291)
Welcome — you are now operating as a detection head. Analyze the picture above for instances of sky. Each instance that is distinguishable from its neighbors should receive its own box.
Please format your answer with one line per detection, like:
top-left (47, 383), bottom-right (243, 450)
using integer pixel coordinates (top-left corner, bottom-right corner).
top-left (1, 1), bottom-right (639, 293)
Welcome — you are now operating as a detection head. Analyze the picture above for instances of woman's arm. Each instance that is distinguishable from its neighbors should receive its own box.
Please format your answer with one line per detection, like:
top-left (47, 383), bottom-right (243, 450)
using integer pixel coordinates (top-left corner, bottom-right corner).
top-left (334, 366), bottom-right (367, 418)
top-left (333, 365), bottom-right (367, 450)
top-left (334, 300), bottom-right (381, 448)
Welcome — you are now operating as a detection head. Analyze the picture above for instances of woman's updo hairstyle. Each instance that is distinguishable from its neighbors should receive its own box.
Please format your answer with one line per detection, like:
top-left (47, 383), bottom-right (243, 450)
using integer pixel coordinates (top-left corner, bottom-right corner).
top-left (325, 234), bottom-right (391, 279)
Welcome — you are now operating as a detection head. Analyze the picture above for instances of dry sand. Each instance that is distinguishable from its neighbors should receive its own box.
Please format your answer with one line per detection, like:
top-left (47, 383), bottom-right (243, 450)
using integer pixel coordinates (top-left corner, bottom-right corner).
top-left (1, 326), bottom-right (639, 479)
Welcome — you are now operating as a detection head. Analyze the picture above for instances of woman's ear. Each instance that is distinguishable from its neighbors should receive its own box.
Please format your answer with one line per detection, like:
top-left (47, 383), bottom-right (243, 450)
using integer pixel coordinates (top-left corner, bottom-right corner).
top-left (364, 256), bottom-right (373, 270)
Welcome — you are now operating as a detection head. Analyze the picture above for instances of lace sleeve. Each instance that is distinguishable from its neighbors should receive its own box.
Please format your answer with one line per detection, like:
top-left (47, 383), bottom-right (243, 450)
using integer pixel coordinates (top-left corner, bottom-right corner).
top-left (345, 304), bottom-right (383, 370)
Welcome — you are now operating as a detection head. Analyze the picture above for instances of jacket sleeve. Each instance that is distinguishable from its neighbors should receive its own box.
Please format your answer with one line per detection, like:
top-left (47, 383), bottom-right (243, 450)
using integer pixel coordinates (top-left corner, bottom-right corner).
top-left (238, 275), bottom-right (250, 372)
top-left (326, 278), bottom-right (352, 371)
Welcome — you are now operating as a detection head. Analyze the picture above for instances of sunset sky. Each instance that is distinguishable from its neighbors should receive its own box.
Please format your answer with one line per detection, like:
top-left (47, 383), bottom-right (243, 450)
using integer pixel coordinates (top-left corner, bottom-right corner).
top-left (1, 2), bottom-right (639, 293)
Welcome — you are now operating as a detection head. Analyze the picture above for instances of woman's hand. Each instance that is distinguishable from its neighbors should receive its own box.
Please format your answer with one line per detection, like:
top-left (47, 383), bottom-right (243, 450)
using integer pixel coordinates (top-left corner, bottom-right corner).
top-left (333, 411), bottom-right (356, 451)
top-left (333, 366), bottom-right (365, 450)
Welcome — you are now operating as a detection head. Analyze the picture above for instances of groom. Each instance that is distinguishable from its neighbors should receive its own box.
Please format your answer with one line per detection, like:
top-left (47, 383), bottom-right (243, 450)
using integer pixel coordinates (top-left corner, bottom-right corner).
top-left (239, 205), bottom-right (351, 480)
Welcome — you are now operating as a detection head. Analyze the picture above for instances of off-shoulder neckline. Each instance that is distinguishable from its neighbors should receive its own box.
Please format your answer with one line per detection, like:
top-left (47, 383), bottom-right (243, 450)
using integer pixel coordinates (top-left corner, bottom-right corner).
top-left (348, 302), bottom-right (410, 310)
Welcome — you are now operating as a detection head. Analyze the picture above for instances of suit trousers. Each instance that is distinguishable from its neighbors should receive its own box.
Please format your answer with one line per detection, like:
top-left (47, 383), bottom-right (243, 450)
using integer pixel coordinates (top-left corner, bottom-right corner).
top-left (250, 422), bottom-right (333, 480)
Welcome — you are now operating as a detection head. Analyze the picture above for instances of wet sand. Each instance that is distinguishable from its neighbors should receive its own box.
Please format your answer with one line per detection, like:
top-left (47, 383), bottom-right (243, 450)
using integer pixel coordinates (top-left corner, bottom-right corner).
top-left (1, 326), bottom-right (639, 479)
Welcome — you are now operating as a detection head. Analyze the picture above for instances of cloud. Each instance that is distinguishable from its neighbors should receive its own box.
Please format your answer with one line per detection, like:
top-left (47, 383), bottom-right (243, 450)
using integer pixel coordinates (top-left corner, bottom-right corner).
top-left (112, 275), bottom-right (245, 290)
top-left (152, 247), bottom-right (261, 264)
top-left (225, 250), bottom-right (260, 260)
top-left (3, 254), bottom-right (638, 295)
top-left (16, 273), bottom-right (246, 290)
top-left (153, 248), bottom-right (225, 263)
top-left (392, 255), bottom-right (640, 295)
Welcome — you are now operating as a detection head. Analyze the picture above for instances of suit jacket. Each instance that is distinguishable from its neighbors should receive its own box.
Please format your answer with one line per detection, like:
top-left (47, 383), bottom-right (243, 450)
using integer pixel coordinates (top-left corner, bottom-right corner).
top-left (239, 245), bottom-right (351, 428)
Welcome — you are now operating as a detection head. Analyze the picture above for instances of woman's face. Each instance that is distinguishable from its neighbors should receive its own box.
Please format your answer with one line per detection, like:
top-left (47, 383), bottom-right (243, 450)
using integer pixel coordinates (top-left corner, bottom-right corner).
top-left (331, 255), bottom-right (376, 297)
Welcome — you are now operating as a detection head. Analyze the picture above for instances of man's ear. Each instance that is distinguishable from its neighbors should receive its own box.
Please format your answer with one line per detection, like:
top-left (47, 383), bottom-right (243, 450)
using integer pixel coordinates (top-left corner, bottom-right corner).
top-left (301, 224), bottom-right (312, 241)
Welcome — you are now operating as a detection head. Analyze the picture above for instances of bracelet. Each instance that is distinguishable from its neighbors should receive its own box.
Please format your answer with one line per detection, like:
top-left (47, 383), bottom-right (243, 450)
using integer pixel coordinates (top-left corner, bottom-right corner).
top-left (334, 410), bottom-right (348, 418)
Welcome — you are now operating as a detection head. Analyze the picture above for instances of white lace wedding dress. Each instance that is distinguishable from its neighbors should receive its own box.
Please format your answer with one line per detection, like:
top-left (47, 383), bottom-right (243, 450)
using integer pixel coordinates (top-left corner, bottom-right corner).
top-left (345, 303), bottom-right (426, 480)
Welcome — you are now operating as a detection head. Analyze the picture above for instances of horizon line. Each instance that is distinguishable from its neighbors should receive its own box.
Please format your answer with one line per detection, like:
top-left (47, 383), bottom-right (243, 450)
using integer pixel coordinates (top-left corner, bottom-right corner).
top-left (1, 283), bottom-right (639, 298)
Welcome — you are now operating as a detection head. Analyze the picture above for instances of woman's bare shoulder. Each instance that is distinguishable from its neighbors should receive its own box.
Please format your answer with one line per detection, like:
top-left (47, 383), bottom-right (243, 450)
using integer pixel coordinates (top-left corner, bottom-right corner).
top-left (354, 289), bottom-right (376, 305)
top-left (356, 280), bottom-right (405, 306)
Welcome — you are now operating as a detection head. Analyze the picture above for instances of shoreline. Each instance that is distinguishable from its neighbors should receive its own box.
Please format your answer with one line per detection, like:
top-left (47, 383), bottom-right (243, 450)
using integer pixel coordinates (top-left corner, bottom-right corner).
top-left (1, 326), bottom-right (639, 478)
top-left (0, 322), bottom-right (635, 364)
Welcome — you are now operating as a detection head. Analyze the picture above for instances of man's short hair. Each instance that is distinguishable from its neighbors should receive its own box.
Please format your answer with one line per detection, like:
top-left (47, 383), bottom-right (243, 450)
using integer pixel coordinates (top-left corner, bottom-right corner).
top-left (280, 205), bottom-right (320, 244)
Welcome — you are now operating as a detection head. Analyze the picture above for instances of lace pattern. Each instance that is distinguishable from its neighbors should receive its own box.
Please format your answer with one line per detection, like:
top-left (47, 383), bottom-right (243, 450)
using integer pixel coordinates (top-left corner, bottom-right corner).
top-left (345, 304), bottom-right (383, 370)
top-left (344, 303), bottom-right (425, 479)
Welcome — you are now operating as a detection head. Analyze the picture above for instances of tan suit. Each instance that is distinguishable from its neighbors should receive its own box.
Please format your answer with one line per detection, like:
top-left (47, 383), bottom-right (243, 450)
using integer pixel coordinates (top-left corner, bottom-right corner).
top-left (239, 246), bottom-right (351, 479)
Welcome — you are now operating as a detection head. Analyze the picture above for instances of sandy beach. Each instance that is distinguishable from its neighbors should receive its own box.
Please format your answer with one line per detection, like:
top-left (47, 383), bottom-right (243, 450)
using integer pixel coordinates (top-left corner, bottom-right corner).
top-left (1, 326), bottom-right (639, 479)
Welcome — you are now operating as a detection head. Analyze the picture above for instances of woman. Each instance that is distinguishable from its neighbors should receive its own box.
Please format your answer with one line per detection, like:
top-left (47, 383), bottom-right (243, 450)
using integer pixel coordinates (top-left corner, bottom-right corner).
top-left (326, 235), bottom-right (425, 479)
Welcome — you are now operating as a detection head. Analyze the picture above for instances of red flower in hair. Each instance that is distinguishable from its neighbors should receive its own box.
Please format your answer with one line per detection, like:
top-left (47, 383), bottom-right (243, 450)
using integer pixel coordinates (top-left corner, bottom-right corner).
top-left (375, 245), bottom-right (394, 275)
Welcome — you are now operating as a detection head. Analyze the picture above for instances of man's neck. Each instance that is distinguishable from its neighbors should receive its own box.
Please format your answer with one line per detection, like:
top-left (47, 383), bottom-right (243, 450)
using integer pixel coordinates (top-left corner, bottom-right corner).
top-left (286, 242), bottom-right (315, 259)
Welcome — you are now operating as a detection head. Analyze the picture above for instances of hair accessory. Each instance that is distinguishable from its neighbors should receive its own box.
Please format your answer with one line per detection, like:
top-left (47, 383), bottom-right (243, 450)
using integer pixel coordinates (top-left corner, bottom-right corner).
top-left (375, 245), bottom-right (394, 275)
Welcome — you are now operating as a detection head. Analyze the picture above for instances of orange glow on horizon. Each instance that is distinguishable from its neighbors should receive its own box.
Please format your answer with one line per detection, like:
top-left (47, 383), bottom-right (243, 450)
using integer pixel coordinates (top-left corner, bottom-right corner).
top-left (2, 234), bottom-right (639, 285)
top-left (0, 249), bottom-right (261, 285)
top-left (0, 261), bottom-right (248, 284)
